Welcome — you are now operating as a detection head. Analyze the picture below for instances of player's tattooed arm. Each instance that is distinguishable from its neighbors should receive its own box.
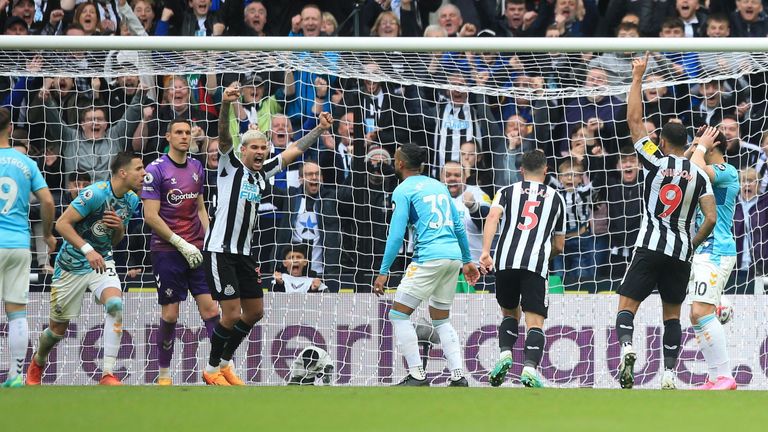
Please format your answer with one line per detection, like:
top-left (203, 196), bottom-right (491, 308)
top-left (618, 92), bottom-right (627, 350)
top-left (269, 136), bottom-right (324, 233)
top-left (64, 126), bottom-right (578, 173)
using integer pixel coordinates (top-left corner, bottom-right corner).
top-left (281, 112), bottom-right (333, 168)
top-left (692, 194), bottom-right (716, 249)
top-left (218, 82), bottom-right (241, 155)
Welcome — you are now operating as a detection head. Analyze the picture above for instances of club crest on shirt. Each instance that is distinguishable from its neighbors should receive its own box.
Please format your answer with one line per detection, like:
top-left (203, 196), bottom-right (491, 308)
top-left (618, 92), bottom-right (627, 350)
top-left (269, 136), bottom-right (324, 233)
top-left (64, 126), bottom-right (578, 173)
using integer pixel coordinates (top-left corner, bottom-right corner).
top-left (192, 172), bottom-right (199, 183)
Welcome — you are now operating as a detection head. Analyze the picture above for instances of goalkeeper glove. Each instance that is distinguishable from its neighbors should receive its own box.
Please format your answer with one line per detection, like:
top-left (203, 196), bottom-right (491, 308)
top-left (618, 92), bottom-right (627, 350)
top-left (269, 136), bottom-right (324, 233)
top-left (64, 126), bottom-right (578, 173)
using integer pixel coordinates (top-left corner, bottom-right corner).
top-left (169, 234), bottom-right (203, 269)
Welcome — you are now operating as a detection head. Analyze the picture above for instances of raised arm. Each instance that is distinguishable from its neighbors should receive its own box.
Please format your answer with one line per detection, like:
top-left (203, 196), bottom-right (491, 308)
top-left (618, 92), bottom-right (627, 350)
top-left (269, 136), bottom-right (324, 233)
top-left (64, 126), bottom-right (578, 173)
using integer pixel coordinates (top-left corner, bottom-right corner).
top-left (692, 194), bottom-right (716, 249)
top-left (218, 82), bottom-right (241, 155)
top-left (628, 52), bottom-right (649, 144)
top-left (689, 126), bottom-right (719, 182)
top-left (280, 112), bottom-right (333, 168)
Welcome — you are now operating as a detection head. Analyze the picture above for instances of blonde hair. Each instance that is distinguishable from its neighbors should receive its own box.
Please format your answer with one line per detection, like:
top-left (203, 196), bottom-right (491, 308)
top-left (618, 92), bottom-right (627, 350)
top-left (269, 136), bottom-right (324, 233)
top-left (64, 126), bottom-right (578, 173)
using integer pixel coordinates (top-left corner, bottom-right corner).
top-left (241, 130), bottom-right (268, 146)
top-left (371, 11), bottom-right (400, 36)
top-left (322, 12), bottom-right (338, 34)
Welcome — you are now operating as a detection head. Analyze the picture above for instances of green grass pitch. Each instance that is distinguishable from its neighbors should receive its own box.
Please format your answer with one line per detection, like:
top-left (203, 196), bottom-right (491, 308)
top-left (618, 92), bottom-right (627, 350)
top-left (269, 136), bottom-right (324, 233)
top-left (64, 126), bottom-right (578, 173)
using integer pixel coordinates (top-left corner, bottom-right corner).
top-left (2, 387), bottom-right (767, 431)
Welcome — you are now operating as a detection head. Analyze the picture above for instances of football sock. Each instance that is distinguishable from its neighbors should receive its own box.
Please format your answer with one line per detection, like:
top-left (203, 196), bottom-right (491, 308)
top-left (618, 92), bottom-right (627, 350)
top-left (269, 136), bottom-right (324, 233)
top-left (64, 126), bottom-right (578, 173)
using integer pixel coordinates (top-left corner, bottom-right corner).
top-left (35, 328), bottom-right (64, 366)
top-left (692, 323), bottom-right (715, 380)
top-left (499, 316), bottom-right (519, 353)
top-left (663, 319), bottom-right (681, 371)
top-left (207, 323), bottom-right (232, 371)
top-left (7, 311), bottom-right (28, 380)
top-left (433, 318), bottom-right (463, 380)
top-left (103, 298), bottom-right (124, 376)
top-left (221, 319), bottom-right (253, 362)
top-left (697, 314), bottom-right (732, 379)
top-left (157, 319), bottom-right (176, 370)
top-left (389, 310), bottom-right (425, 380)
top-left (203, 315), bottom-right (220, 339)
top-left (523, 328), bottom-right (545, 369)
top-left (616, 310), bottom-right (635, 346)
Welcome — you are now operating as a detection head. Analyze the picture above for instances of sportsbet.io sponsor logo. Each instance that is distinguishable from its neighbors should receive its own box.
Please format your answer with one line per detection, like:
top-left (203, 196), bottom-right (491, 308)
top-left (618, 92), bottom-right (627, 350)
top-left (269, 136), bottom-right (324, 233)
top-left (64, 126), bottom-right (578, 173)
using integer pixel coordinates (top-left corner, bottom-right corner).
top-left (91, 221), bottom-right (110, 237)
top-left (166, 189), bottom-right (199, 207)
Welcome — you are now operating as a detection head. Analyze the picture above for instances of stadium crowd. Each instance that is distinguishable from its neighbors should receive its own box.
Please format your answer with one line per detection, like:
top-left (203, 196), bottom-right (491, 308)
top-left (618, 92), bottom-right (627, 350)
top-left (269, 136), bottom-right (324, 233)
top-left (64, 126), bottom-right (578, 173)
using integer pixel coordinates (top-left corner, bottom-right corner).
top-left (1, 0), bottom-right (768, 293)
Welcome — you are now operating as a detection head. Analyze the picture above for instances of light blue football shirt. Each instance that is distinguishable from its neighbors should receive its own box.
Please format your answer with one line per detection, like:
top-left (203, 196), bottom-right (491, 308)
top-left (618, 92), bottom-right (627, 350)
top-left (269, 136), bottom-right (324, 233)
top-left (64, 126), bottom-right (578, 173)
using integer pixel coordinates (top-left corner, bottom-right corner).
top-left (54, 181), bottom-right (140, 277)
top-left (0, 147), bottom-right (48, 249)
top-left (696, 163), bottom-right (739, 262)
top-left (379, 175), bottom-right (471, 274)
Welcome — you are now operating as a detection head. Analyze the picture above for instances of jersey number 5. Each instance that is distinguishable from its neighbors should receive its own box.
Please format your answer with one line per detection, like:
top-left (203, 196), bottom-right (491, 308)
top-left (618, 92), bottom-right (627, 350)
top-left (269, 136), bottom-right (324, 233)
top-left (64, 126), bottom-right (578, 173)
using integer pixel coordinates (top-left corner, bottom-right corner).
top-left (658, 184), bottom-right (683, 218)
top-left (517, 201), bottom-right (540, 231)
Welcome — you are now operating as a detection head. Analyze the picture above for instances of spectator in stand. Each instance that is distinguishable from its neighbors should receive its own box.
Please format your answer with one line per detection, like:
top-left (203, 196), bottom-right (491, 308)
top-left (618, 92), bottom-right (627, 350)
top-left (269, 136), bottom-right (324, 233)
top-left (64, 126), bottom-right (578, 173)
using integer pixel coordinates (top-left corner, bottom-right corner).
top-left (674, 0), bottom-right (708, 37)
top-left (719, 115), bottom-right (763, 170)
top-left (436, 3), bottom-right (465, 37)
top-left (71, 2), bottom-right (111, 35)
top-left (564, 67), bottom-right (629, 155)
top-left (235, 72), bottom-right (282, 134)
top-left (552, 159), bottom-right (600, 288)
top-left (757, 134), bottom-right (768, 193)
top-left (419, 72), bottom-right (505, 186)
top-left (321, 11), bottom-right (337, 35)
top-left (595, 0), bottom-right (649, 36)
top-left (272, 245), bottom-right (328, 293)
top-left (441, 161), bottom-right (490, 264)
top-left (217, 0), bottom-right (268, 36)
top-left (504, 114), bottom-right (536, 184)
top-left (562, 121), bottom-right (606, 173)
top-left (141, 76), bottom-right (217, 163)
top-left (361, 0), bottom-right (440, 37)
top-left (605, 147), bottom-right (644, 282)
top-left (155, 0), bottom-right (223, 36)
top-left (265, 113), bottom-right (302, 191)
top-left (54, 171), bottom-right (93, 217)
top-left (370, 10), bottom-right (400, 37)
top-left (731, 0), bottom-right (768, 37)
top-left (276, 161), bottom-right (341, 278)
top-left (343, 62), bottom-right (409, 156)
top-left (548, 0), bottom-right (598, 38)
top-left (319, 110), bottom-right (354, 187)
top-left (8, 0), bottom-right (36, 32)
top-left (643, 73), bottom-right (677, 131)
top-left (588, 23), bottom-right (675, 86)
top-left (494, 0), bottom-right (543, 37)
top-left (38, 79), bottom-right (144, 180)
top-left (459, 140), bottom-right (495, 198)
top-left (3, 15), bottom-right (28, 34)
top-left (734, 167), bottom-right (768, 289)
top-left (132, 0), bottom-right (156, 34)
top-left (289, 3), bottom-right (323, 36)
top-left (337, 146), bottom-right (400, 285)
top-left (692, 80), bottom-right (735, 128)
top-left (659, 17), bottom-right (701, 78)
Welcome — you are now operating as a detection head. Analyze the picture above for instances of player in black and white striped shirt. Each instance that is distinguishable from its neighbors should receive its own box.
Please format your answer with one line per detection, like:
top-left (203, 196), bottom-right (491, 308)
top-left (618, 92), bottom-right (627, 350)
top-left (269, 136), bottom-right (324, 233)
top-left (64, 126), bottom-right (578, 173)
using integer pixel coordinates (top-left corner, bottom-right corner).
top-left (616, 54), bottom-right (717, 390)
top-left (479, 150), bottom-right (566, 388)
top-left (201, 82), bottom-right (333, 385)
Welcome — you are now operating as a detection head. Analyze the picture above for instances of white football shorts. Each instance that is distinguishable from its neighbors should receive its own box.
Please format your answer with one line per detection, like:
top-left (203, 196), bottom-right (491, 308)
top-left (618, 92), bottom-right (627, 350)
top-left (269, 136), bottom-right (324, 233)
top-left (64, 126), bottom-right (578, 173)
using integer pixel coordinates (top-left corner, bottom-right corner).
top-left (687, 254), bottom-right (736, 306)
top-left (51, 261), bottom-right (121, 322)
top-left (0, 249), bottom-right (32, 305)
top-left (394, 259), bottom-right (463, 310)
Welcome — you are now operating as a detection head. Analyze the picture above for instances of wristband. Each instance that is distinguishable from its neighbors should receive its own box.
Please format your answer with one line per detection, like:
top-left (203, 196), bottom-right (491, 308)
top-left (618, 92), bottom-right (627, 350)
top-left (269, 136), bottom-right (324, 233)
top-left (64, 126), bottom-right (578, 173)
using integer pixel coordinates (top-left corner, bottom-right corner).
top-left (696, 145), bottom-right (707, 153)
top-left (80, 243), bottom-right (94, 255)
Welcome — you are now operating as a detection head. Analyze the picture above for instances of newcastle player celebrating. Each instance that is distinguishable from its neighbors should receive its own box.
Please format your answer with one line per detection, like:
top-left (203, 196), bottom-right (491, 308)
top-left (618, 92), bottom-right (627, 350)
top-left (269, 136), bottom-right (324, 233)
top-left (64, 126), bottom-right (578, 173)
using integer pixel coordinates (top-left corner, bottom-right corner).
top-left (616, 54), bottom-right (716, 390)
top-left (202, 82), bottom-right (333, 385)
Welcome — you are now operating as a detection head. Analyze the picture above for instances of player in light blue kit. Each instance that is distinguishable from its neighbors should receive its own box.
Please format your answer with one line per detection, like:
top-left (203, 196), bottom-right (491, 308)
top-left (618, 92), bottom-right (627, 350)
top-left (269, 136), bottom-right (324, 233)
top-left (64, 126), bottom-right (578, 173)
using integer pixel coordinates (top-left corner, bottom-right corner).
top-left (686, 126), bottom-right (740, 391)
top-left (28, 152), bottom-right (144, 386)
top-left (373, 143), bottom-right (480, 387)
top-left (0, 108), bottom-right (56, 388)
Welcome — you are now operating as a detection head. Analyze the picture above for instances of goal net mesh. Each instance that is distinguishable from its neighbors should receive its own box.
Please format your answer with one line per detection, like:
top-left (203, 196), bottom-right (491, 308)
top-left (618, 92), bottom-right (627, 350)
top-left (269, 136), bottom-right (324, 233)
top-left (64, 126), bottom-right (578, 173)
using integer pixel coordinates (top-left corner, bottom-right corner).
top-left (1, 46), bottom-right (766, 388)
